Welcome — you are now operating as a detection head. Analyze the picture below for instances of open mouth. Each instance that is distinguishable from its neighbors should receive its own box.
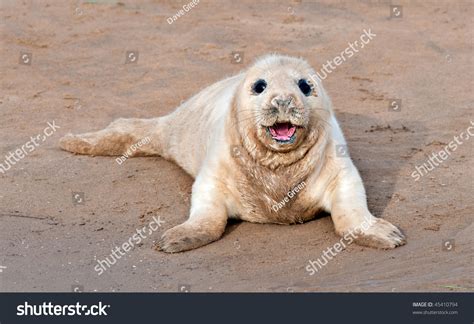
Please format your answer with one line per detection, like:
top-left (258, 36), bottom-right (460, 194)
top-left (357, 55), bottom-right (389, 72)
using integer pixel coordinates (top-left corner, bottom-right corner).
top-left (267, 122), bottom-right (297, 143)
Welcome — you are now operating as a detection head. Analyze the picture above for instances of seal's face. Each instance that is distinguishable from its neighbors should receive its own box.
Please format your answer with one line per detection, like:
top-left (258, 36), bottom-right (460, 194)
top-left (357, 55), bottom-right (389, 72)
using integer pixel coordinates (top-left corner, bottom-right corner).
top-left (237, 56), bottom-right (326, 153)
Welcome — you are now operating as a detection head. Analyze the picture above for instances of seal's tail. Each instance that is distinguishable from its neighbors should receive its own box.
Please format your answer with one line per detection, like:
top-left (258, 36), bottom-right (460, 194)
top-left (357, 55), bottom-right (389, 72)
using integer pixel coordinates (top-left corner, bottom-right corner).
top-left (59, 117), bottom-right (166, 157)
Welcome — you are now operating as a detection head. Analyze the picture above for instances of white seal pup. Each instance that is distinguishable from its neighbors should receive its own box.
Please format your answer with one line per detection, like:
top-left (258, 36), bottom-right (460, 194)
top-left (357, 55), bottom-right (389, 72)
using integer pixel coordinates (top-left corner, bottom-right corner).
top-left (60, 54), bottom-right (406, 253)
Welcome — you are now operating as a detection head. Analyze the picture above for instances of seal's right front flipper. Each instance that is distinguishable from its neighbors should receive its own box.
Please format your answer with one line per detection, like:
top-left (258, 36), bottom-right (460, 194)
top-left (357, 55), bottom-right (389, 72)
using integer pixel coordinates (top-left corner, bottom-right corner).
top-left (156, 172), bottom-right (228, 253)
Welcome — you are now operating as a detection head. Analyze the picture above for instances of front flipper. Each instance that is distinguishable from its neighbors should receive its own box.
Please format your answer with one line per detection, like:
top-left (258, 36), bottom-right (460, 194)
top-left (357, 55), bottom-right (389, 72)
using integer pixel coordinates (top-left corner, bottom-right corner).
top-left (330, 162), bottom-right (406, 249)
top-left (156, 172), bottom-right (228, 253)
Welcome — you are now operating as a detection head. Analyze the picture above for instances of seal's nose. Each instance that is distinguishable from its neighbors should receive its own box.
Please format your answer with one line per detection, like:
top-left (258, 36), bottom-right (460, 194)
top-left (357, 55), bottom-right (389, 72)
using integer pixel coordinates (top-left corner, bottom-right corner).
top-left (271, 96), bottom-right (293, 112)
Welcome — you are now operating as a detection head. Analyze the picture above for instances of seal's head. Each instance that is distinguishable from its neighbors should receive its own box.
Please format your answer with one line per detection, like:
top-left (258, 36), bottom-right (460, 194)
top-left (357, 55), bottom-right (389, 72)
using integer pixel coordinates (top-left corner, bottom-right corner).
top-left (234, 54), bottom-right (331, 157)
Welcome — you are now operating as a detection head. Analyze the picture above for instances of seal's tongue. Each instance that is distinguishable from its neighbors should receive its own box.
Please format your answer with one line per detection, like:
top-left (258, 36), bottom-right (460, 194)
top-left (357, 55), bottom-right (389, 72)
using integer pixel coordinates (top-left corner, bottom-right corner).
top-left (269, 122), bottom-right (296, 141)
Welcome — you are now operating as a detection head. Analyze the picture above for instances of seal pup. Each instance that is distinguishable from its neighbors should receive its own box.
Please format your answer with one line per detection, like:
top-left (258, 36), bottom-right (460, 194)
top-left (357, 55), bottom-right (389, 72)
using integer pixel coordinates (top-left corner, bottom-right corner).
top-left (60, 54), bottom-right (406, 253)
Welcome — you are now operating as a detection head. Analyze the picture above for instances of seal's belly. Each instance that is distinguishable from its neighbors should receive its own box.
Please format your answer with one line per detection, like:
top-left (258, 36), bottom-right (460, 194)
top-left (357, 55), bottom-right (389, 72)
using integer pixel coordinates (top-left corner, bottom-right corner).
top-left (233, 179), bottom-right (321, 225)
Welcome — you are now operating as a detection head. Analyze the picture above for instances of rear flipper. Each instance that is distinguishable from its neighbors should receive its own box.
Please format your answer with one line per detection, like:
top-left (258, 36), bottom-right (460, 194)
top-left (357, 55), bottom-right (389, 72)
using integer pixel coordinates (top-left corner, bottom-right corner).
top-left (59, 118), bottom-right (164, 157)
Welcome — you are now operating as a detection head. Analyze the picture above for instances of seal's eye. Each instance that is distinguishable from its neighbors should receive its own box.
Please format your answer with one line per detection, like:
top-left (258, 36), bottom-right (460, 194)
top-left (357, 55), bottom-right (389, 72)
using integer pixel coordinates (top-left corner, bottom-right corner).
top-left (252, 79), bottom-right (267, 94)
top-left (298, 79), bottom-right (312, 96)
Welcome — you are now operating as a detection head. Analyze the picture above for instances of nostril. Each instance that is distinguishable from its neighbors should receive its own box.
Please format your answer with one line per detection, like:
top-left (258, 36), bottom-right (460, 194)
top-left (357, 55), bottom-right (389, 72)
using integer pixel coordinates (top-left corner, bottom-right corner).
top-left (270, 97), bottom-right (279, 108)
